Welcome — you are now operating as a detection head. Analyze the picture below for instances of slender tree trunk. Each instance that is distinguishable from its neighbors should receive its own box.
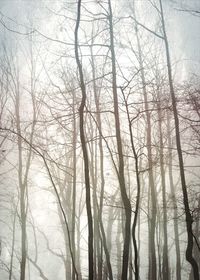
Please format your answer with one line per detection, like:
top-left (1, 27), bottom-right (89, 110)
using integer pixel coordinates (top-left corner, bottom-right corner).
top-left (77, 187), bottom-right (83, 280)
top-left (58, 207), bottom-right (72, 279)
top-left (137, 156), bottom-right (144, 275)
top-left (156, 211), bottom-right (162, 280)
top-left (90, 38), bottom-right (114, 279)
top-left (189, 195), bottom-right (200, 280)
top-left (88, 116), bottom-right (113, 280)
top-left (98, 209), bottom-right (113, 280)
top-left (72, 91), bottom-right (77, 280)
top-left (167, 112), bottom-right (182, 280)
top-left (103, 195), bottom-right (117, 280)
top-left (9, 205), bottom-right (17, 280)
top-left (88, 117), bottom-right (98, 280)
top-left (108, 1), bottom-right (132, 279)
top-left (16, 38), bottom-right (37, 280)
top-left (90, 42), bottom-right (105, 280)
top-left (190, 196), bottom-right (200, 277)
top-left (133, 22), bottom-right (157, 280)
top-left (129, 244), bottom-right (133, 280)
top-left (159, 1), bottom-right (199, 279)
top-left (157, 95), bottom-right (170, 280)
top-left (74, 1), bottom-right (94, 279)
top-left (116, 210), bottom-right (122, 280)
top-left (15, 82), bottom-right (27, 280)
top-left (122, 88), bottom-right (141, 280)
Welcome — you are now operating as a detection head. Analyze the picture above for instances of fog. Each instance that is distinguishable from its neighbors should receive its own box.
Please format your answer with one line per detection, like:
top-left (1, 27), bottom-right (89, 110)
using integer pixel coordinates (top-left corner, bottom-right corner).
top-left (0, 1), bottom-right (199, 280)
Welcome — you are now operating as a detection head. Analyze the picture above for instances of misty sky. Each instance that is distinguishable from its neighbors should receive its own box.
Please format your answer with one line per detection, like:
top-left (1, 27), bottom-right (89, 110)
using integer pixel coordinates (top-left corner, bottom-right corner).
top-left (0, 1), bottom-right (199, 280)
top-left (0, 0), bottom-right (199, 79)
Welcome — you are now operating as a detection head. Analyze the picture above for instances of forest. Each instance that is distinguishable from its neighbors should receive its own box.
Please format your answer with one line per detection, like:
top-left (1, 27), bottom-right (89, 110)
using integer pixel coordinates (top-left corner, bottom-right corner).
top-left (0, 0), bottom-right (199, 279)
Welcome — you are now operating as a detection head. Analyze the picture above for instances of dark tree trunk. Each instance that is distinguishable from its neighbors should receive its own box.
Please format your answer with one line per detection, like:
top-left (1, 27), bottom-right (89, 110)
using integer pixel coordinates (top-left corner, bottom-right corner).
top-left (121, 88), bottom-right (141, 280)
top-left (88, 112), bottom-right (113, 280)
top-left (108, 1), bottom-right (132, 279)
top-left (159, 1), bottom-right (200, 279)
top-left (74, 1), bottom-right (94, 279)
top-left (90, 45), bottom-right (105, 280)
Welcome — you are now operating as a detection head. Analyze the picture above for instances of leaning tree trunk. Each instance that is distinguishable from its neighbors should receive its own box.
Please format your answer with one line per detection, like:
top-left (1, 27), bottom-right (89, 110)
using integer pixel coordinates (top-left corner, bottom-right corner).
top-left (159, 1), bottom-right (200, 279)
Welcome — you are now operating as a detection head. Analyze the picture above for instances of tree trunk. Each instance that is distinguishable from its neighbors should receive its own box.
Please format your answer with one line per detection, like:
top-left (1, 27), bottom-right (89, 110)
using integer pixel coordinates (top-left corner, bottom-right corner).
top-left (74, 1), bottom-right (94, 279)
top-left (88, 115), bottom-right (113, 280)
top-left (157, 94), bottom-right (170, 280)
top-left (108, 1), bottom-right (132, 279)
top-left (9, 205), bottom-right (17, 280)
top-left (167, 112), bottom-right (182, 280)
top-left (90, 41), bottom-right (105, 280)
top-left (122, 88), bottom-right (141, 280)
top-left (134, 21), bottom-right (157, 280)
top-left (189, 194), bottom-right (200, 280)
top-left (15, 82), bottom-right (27, 280)
top-left (72, 90), bottom-right (77, 280)
top-left (159, 1), bottom-right (199, 279)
